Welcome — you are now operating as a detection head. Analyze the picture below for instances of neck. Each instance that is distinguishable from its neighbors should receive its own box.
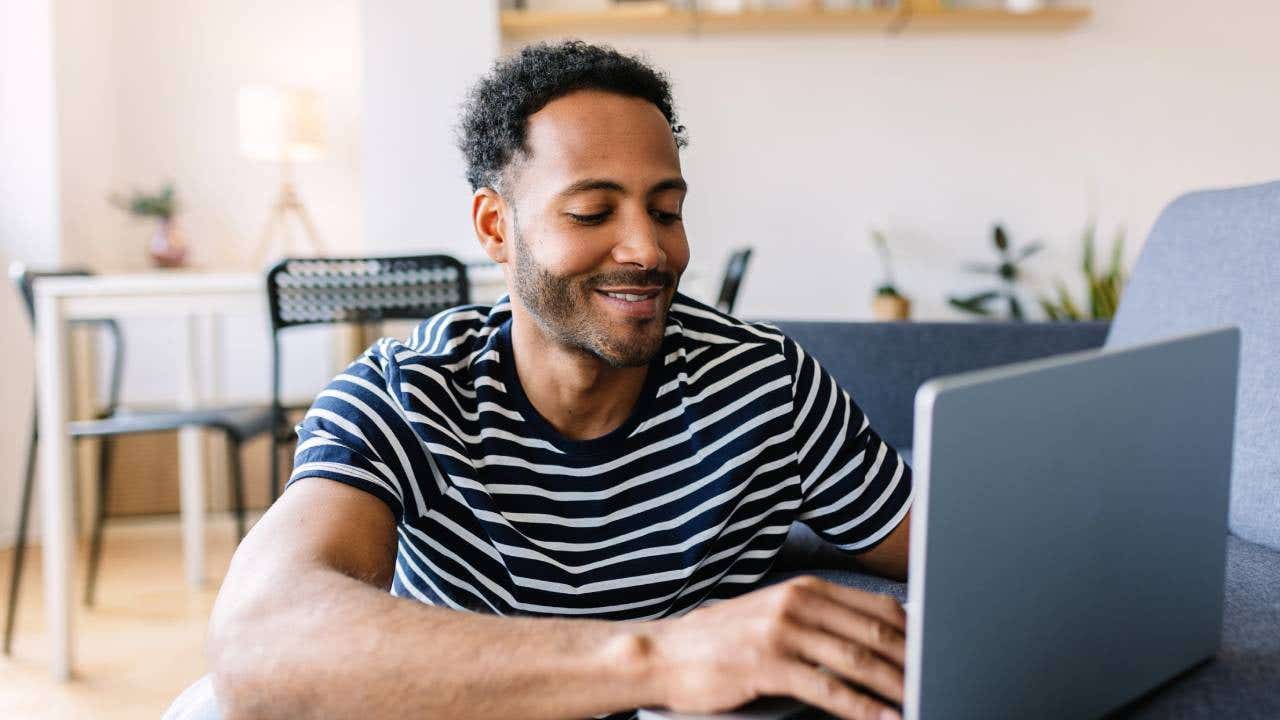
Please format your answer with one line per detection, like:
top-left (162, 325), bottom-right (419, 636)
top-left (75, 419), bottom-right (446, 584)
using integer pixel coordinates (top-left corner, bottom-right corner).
top-left (508, 310), bottom-right (650, 442)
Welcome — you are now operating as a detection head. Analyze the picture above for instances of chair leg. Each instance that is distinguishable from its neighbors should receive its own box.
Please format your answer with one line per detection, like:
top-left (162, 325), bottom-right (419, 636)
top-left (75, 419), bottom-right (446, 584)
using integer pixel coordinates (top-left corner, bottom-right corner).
top-left (3, 416), bottom-right (38, 655)
top-left (83, 437), bottom-right (113, 607)
top-left (227, 434), bottom-right (247, 542)
top-left (269, 431), bottom-right (280, 502)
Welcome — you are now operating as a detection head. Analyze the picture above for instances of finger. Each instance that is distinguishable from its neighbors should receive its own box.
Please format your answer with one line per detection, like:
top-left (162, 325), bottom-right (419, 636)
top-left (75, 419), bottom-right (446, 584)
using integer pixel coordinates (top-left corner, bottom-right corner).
top-left (785, 625), bottom-right (904, 705)
top-left (795, 592), bottom-right (906, 667)
top-left (762, 659), bottom-right (901, 720)
top-left (802, 578), bottom-right (907, 631)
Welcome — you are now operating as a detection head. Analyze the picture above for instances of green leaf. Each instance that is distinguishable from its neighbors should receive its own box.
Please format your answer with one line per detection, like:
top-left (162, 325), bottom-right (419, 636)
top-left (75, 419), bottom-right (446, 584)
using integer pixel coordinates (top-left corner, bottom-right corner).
top-left (1088, 277), bottom-right (1105, 318)
top-left (948, 290), bottom-right (999, 316)
top-left (1014, 241), bottom-right (1044, 262)
top-left (956, 290), bottom-right (1001, 305)
top-left (1056, 281), bottom-right (1083, 320)
top-left (1039, 298), bottom-right (1061, 321)
top-left (1008, 293), bottom-right (1025, 321)
top-left (948, 298), bottom-right (993, 316)
top-left (963, 262), bottom-right (998, 275)
top-left (1109, 226), bottom-right (1126, 279)
top-left (870, 228), bottom-right (888, 250)
top-left (1082, 222), bottom-right (1096, 277)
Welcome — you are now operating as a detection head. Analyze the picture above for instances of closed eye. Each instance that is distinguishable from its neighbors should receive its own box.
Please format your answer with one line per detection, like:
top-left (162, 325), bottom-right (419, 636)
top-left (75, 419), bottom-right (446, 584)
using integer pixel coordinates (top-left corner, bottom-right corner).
top-left (651, 209), bottom-right (683, 224)
top-left (567, 211), bottom-right (610, 226)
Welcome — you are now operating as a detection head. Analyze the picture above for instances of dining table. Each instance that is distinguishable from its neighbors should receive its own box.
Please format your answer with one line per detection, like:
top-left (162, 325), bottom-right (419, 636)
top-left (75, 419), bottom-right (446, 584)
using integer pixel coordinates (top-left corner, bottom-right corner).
top-left (30, 264), bottom-right (509, 679)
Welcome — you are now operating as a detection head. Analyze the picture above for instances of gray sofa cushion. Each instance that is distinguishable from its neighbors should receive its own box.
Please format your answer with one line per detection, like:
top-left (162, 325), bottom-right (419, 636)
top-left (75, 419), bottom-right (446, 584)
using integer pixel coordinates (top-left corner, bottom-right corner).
top-left (764, 535), bottom-right (1280, 718)
top-left (1106, 180), bottom-right (1280, 551)
top-left (767, 321), bottom-right (1109, 452)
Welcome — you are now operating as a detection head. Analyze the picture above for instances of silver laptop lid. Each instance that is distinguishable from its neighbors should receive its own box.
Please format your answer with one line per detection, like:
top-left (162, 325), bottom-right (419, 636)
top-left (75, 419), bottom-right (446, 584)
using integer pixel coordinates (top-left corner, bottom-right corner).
top-left (905, 327), bottom-right (1239, 720)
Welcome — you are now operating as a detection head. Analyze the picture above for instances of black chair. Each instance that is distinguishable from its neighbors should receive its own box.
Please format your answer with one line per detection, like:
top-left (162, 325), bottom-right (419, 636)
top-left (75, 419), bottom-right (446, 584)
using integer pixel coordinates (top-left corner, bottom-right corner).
top-left (4, 266), bottom-right (272, 655)
top-left (715, 247), bottom-right (753, 314)
top-left (266, 255), bottom-right (470, 499)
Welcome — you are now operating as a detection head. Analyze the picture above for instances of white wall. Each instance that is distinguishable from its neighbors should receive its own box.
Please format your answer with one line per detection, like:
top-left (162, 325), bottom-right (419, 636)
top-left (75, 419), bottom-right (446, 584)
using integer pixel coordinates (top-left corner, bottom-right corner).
top-left (363, 0), bottom-right (500, 257)
top-left (493, 0), bottom-right (1280, 319)
top-left (1, 0), bottom-right (63, 547)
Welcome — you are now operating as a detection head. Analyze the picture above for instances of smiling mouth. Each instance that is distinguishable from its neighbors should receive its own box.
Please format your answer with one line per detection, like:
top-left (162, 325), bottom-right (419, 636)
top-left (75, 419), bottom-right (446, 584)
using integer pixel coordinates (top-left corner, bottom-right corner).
top-left (592, 287), bottom-right (664, 319)
top-left (597, 289), bottom-right (660, 302)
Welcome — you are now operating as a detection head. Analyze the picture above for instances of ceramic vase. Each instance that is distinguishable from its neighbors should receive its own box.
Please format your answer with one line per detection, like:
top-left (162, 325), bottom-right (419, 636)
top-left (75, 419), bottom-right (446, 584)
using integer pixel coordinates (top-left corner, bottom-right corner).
top-left (149, 219), bottom-right (189, 268)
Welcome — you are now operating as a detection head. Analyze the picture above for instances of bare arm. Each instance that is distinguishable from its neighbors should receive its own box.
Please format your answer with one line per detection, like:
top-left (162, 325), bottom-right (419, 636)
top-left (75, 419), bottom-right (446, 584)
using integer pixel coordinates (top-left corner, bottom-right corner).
top-left (207, 478), bottom-right (662, 720)
top-left (210, 478), bottom-right (909, 720)
top-left (851, 509), bottom-right (911, 582)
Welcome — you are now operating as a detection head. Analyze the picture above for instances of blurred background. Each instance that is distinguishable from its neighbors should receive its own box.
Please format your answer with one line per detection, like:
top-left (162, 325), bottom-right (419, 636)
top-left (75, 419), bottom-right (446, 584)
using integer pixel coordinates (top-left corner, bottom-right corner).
top-left (2, 0), bottom-right (1279, 716)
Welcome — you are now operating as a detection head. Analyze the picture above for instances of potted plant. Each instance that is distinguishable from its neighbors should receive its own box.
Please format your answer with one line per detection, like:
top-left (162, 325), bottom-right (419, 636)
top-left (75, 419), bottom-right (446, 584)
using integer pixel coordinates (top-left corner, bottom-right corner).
top-left (870, 229), bottom-right (911, 321)
top-left (111, 182), bottom-right (187, 268)
top-left (1039, 223), bottom-right (1127, 320)
top-left (948, 223), bottom-right (1042, 321)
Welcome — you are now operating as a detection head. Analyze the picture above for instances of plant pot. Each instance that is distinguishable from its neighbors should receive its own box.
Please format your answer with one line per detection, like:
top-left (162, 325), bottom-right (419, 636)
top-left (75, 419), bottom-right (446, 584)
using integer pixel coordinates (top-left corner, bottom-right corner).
top-left (149, 219), bottom-right (188, 268)
top-left (872, 293), bottom-right (911, 321)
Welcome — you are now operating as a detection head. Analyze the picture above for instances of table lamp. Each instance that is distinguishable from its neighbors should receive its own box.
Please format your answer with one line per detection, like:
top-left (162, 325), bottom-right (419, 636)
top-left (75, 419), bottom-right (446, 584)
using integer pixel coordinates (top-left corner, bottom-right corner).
top-left (238, 85), bottom-right (327, 265)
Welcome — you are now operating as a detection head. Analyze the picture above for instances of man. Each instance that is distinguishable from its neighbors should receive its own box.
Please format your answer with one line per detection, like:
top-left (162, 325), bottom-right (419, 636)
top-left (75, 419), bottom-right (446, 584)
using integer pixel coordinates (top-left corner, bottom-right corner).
top-left (207, 41), bottom-right (913, 720)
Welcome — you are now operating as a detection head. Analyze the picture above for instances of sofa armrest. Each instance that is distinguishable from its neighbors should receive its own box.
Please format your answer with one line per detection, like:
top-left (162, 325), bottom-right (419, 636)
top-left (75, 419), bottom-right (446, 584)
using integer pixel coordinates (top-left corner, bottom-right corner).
top-left (765, 320), bottom-right (1110, 452)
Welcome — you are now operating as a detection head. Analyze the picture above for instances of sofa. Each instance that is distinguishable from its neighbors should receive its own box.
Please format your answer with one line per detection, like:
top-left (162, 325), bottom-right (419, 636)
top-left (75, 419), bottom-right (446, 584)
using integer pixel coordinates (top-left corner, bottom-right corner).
top-left (768, 179), bottom-right (1280, 717)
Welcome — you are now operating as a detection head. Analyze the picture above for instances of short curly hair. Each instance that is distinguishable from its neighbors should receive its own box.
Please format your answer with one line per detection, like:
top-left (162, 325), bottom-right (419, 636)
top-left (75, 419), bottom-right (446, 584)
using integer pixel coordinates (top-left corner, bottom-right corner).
top-left (457, 40), bottom-right (687, 193)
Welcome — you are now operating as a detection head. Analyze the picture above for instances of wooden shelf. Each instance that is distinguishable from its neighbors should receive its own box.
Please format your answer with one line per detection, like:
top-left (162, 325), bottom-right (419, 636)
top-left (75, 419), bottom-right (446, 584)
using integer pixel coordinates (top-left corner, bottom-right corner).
top-left (500, 5), bottom-right (1092, 37)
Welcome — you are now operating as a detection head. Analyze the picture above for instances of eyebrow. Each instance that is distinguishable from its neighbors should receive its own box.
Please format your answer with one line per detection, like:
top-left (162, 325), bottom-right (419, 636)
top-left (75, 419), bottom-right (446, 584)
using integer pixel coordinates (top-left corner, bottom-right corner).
top-left (555, 177), bottom-right (688, 199)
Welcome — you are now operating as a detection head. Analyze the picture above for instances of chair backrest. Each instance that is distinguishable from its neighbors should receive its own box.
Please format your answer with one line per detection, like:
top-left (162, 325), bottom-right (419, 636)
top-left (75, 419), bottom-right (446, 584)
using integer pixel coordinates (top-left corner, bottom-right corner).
top-left (715, 247), bottom-right (753, 314)
top-left (266, 254), bottom-right (470, 332)
top-left (264, 254), bottom-right (471, 496)
top-left (1106, 180), bottom-right (1280, 551)
top-left (10, 263), bottom-right (124, 412)
top-left (10, 264), bottom-right (91, 323)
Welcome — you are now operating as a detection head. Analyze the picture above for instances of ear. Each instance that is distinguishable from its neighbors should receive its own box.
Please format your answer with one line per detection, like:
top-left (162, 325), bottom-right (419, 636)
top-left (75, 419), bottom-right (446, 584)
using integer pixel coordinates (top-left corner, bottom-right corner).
top-left (472, 188), bottom-right (511, 264)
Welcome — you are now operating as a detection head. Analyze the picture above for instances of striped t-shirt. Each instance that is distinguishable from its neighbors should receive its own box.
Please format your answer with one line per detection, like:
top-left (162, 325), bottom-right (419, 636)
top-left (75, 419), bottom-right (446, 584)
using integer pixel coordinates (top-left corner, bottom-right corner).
top-left (289, 292), bottom-right (913, 718)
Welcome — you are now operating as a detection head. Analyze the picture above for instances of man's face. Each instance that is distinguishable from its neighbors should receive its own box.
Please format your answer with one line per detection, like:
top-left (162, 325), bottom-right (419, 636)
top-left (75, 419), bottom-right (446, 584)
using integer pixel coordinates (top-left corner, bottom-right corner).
top-left (502, 90), bottom-right (689, 368)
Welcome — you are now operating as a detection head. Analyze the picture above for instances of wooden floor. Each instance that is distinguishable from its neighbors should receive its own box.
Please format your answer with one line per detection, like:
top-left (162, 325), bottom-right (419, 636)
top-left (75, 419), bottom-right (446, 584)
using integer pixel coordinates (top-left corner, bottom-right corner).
top-left (0, 514), bottom-right (249, 719)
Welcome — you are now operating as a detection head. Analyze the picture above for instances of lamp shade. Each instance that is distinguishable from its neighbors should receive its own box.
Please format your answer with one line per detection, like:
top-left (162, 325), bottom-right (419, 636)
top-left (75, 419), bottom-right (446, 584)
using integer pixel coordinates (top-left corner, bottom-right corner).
top-left (238, 85), bottom-right (326, 163)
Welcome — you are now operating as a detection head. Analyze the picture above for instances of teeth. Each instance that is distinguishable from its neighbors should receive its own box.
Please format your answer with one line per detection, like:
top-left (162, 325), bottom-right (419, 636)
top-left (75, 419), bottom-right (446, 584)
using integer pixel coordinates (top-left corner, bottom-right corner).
top-left (604, 292), bottom-right (648, 302)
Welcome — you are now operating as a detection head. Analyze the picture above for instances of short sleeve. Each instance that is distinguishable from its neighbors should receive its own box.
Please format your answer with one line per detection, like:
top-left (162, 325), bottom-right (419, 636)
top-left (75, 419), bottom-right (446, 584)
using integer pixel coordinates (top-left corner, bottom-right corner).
top-left (288, 343), bottom-right (431, 523)
top-left (783, 335), bottom-right (914, 553)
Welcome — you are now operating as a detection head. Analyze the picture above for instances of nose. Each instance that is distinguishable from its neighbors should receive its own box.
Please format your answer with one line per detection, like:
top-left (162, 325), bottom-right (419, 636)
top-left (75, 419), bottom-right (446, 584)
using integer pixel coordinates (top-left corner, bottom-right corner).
top-left (611, 208), bottom-right (666, 270)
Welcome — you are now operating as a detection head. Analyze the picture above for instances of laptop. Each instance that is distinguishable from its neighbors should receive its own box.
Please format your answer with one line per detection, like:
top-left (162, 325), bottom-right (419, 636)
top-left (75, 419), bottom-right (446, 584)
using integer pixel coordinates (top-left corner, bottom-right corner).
top-left (640, 327), bottom-right (1239, 720)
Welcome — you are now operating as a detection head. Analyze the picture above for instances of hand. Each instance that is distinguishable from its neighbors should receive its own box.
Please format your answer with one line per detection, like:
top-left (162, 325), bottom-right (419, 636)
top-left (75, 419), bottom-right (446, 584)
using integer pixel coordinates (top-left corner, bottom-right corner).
top-left (648, 576), bottom-right (906, 720)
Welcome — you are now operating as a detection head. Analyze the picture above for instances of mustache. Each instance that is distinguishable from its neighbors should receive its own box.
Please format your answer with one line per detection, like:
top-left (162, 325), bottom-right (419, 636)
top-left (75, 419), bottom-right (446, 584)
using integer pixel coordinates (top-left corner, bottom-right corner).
top-left (586, 269), bottom-right (677, 290)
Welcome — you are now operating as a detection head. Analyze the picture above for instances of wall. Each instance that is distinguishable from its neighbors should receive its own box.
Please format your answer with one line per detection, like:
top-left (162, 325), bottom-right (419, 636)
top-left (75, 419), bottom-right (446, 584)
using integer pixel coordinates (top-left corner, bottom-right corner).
top-left (0, 0), bottom-right (63, 546)
top-left (488, 0), bottom-right (1280, 320)
top-left (363, 1), bottom-right (501, 257)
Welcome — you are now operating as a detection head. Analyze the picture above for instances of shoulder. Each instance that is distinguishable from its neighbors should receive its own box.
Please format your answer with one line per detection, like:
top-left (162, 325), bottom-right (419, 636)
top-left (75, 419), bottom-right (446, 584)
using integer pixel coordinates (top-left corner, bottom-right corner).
top-left (357, 298), bottom-right (510, 395)
top-left (664, 293), bottom-right (796, 387)
top-left (404, 298), bottom-right (510, 358)
top-left (667, 292), bottom-right (787, 350)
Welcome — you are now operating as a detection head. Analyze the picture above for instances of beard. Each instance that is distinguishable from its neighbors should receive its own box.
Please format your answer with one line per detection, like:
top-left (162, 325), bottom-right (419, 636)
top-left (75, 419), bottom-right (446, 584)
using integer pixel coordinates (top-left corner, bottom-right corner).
top-left (509, 228), bottom-right (676, 369)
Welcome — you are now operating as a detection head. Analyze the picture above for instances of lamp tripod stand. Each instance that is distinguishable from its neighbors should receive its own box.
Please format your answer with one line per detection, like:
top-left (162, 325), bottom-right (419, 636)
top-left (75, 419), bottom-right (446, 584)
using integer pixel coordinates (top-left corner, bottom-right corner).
top-left (254, 160), bottom-right (324, 266)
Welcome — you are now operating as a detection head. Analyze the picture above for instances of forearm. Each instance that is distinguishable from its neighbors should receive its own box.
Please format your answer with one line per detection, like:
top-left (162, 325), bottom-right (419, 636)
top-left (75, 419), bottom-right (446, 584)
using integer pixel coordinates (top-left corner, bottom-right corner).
top-left (209, 563), bottom-right (664, 719)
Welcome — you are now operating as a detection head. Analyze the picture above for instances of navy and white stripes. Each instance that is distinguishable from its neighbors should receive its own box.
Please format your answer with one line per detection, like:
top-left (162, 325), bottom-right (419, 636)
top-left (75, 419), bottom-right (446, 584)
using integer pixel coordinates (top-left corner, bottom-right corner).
top-left (288, 292), bottom-right (913, 719)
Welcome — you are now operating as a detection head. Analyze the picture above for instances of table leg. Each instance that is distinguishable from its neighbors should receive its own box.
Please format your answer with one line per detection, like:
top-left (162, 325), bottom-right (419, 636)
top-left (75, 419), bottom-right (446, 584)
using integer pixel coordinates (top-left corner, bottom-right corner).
top-left (178, 315), bottom-right (205, 588)
top-left (35, 292), bottom-right (74, 680)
